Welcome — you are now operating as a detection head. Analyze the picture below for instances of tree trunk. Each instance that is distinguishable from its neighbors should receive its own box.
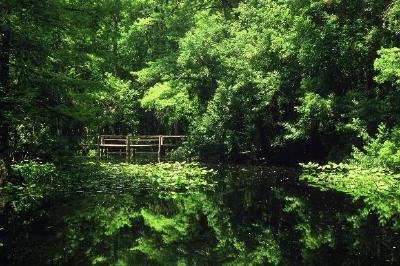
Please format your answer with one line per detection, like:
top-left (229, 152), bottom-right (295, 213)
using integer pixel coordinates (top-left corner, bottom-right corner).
top-left (0, 26), bottom-right (12, 183)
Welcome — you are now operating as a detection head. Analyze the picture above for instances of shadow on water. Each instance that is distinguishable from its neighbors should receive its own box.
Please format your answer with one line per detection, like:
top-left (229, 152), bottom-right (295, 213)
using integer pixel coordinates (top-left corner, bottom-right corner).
top-left (1, 163), bottom-right (399, 265)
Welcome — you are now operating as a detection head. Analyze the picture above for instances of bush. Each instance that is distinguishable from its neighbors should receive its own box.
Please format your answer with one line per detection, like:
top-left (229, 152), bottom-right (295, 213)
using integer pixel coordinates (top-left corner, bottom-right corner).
top-left (300, 124), bottom-right (400, 228)
top-left (352, 124), bottom-right (400, 172)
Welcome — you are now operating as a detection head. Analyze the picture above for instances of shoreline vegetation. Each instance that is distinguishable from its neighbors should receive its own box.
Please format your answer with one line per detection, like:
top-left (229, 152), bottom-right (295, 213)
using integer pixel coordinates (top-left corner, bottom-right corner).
top-left (302, 124), bottom-right (400, 229)
top-left (1, 161), bottom-right (216, 213)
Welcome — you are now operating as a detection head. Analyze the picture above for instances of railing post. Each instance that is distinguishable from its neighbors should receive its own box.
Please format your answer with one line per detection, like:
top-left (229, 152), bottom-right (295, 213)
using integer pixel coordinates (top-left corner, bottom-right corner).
top-left (157, 135), bottom-right (161, 162)
top-left (126, 134), bottom-right (131, 163)
top-left (132, 135), bottom-right (136, 162)
top-left (100, 136), bottom-right (104, 158)
top-left (97, 135), bottom-right (100, 157)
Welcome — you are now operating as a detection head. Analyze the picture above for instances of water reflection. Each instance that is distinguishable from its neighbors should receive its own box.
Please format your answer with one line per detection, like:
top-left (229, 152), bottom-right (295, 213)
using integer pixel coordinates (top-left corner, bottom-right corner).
top-left (3, 166), bottom-right (400, 265)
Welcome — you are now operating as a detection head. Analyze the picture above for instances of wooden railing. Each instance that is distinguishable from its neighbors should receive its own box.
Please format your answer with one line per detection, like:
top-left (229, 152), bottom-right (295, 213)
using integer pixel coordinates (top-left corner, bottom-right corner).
top-left (98, 135), bottom-right (186, 162)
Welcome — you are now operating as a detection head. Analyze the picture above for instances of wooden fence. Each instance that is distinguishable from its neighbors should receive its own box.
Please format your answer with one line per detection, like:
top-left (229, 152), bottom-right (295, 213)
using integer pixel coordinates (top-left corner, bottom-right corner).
top-left (98, 135), bottom-right (186, 162)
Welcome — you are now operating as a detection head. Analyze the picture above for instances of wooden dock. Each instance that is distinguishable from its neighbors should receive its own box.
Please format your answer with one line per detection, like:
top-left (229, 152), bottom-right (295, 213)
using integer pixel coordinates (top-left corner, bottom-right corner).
top-left (98, 135), bottom-right (186, 162)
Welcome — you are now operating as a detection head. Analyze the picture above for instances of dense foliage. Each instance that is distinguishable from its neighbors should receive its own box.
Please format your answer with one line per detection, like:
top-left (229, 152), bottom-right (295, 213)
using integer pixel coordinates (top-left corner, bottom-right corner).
top-left (0, 0), bottom-right (399, 166)
top-left (301, 124), bottom-right (400, 228)
top-left (1, 1), bottom-right (400, 264)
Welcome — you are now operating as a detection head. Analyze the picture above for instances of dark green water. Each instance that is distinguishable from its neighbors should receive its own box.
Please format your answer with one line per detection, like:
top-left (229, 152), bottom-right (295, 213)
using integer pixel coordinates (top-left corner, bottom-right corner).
top-left (1, 166), bottom-right (399, 265)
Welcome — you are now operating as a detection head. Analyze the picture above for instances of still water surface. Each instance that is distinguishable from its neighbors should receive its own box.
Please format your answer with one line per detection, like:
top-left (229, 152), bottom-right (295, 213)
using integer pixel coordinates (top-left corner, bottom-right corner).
top-left (3, 166), bottom-right (399, 265)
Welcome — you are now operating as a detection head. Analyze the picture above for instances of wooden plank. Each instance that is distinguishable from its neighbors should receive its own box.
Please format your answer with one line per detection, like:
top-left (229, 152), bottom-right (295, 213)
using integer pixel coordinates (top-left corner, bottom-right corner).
top-left (101, 135), bottom-right (185, 140)
top-left (101, 135), bottom-right (185, 138)
top-left (161, 135), bottom-right (186, 138)
top-left (99, 143), bottom-right (180, 148)
top-left (100, 144), bottom-right (127, 147)
top-left (132, 139), bottom-right (160, 143)
top-left (130, 144), bottom-right (159, 147)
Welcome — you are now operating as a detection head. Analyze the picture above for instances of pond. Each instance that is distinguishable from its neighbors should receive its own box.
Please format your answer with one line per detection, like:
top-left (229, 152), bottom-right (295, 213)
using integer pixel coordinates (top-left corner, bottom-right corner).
top-left (1, 163), bottom-right (399, 265)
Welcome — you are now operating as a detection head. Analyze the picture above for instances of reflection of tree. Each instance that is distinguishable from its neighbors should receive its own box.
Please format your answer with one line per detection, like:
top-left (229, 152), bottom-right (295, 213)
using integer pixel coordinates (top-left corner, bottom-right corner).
top-left (60, 194), bottom-right (143, 265)
top-left (134, 190), bottom-right (282, 265)
top-left (6, 164), bottom-right (400, 265)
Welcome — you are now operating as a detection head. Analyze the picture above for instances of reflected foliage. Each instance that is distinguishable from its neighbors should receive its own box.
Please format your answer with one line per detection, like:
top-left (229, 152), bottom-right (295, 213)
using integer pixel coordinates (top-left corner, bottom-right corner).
top-left (1, 162), bottom-right (399, 265)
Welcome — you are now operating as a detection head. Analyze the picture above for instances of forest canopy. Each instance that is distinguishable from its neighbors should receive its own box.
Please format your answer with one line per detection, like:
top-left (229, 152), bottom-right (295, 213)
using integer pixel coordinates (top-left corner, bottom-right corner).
top-left (1, 0), bottom-right (400, 165)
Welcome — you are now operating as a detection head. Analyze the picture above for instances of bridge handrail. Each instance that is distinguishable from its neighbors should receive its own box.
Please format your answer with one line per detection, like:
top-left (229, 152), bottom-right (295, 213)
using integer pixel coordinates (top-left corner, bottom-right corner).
top-left (100, 135), bottom-right (186, 138)
top-left (98, 135), bottom-right (186, 162)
